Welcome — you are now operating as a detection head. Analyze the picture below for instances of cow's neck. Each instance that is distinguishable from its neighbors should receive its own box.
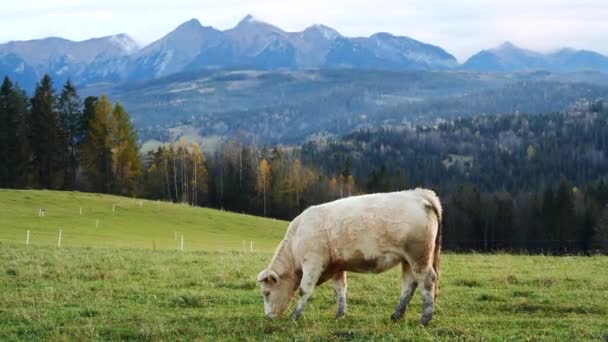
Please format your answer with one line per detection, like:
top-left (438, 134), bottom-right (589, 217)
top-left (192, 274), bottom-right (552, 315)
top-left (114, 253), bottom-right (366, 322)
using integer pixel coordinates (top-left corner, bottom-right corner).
top-left (269, 238), bottom-right (297, 278)
top-left (269, 215), bottom-right (302, 280)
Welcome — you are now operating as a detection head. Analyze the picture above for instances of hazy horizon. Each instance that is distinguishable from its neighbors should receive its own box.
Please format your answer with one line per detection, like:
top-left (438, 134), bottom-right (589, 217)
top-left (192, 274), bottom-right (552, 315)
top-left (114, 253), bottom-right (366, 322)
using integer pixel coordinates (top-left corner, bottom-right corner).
top-left (1, 0), bottom-right (608, 61)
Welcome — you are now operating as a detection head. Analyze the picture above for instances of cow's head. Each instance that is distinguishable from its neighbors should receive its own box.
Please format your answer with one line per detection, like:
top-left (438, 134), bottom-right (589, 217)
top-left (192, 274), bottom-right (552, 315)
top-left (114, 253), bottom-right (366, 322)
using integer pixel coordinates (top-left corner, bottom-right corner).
top-left (257, 269), bottom-right (298, 319)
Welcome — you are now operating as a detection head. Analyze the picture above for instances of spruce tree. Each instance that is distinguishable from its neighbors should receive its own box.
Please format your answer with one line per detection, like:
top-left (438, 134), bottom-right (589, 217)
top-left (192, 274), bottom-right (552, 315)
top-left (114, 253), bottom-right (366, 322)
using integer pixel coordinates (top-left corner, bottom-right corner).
top-left (29, 75), bottom-right (61, 188)
top-left (555, 180), bottom-right (575, 253)
top-left (57, 80), bottom-right (81, 189)
top-left (0, 77), bottom-right (12, 186)
top-left (0, 77), bottom-right (27, 187)
top-left (592, 205), bottom-right (608, 254)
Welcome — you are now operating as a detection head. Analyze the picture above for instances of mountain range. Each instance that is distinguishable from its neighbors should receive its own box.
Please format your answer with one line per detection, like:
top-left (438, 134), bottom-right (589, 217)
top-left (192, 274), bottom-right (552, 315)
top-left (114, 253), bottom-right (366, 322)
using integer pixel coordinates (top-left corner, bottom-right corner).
top-left (2, 15), bottom-right (608, 91)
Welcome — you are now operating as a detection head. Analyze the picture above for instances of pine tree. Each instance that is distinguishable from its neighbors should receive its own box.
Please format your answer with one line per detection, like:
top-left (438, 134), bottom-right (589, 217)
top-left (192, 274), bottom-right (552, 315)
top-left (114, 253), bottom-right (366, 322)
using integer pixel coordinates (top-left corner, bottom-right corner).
top-left (592, 205), bottom-right (608, 254)
top-left (57, 80), bottom-right (81, 189)
top-left (0, 77), bottom-right (12, 186)
top-left (29, 75), bottom-right (61, 188)
top-left (79, 96), bottom-right (97, 146)
top-left (541, 187), bottom-right (557, 246)
top-left (555, 180), bottom-right (575, 253)
top-left (9, 83), bottom-right (29, 187)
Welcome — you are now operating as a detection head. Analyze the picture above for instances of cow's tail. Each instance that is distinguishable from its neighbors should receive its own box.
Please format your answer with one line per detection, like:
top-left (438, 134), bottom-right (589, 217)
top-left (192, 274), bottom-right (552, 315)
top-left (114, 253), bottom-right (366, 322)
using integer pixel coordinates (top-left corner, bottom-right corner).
top-left (432, 208), bottom-right (442, 300)
top-left (416, 188), bottom-right (443, 300)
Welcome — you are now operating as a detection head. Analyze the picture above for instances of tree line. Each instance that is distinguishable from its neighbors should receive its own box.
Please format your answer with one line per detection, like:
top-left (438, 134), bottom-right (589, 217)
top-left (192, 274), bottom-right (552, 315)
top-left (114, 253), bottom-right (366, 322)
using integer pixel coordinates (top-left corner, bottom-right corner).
top-left (300, 103), bottom-right (608, 254)
top-left (0, 75), bottom-right (139, 193)
top-left (141, 141), bottom-right (355, 220)
top-left (2, 74), bottom-right (608, 254)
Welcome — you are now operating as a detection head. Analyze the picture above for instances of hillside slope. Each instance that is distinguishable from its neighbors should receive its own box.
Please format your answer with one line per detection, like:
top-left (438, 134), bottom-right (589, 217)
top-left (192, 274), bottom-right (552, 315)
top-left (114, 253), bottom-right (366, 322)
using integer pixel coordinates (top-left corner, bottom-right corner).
top-left (0, 189), bottom-right (287, 251)
top-left (95, 69), bottom-right (608, 145)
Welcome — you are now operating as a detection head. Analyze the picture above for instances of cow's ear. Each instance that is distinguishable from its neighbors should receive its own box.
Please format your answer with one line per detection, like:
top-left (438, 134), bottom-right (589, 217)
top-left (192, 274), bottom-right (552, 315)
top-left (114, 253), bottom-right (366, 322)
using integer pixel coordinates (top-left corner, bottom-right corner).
top-left (267, 270), bottom-right (279, 285)
top-left (257, 269), bottom-right (279, 285)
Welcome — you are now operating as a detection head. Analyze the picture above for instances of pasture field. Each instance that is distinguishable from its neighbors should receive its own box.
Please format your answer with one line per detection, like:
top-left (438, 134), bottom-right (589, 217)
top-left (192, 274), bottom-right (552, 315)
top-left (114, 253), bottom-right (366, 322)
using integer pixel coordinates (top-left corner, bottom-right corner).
top-left (1, 244), bottom-right (607, 341)
top-left (1, 190), bottom-right (608, 340)
top-left (0, 189), bottom-right (286, 251)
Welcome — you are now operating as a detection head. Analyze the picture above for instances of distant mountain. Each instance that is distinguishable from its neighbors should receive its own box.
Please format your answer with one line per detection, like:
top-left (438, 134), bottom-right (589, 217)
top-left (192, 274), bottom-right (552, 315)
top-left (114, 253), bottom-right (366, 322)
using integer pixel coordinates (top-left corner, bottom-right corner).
top-left (0, 15), bottom-right (456, 90)
top-left (0, 34), bottom-right (138, 89)
top-left (462, 42), bottom-right (608, 73)
top-left (3, 17), bottom-right (608, 92)
top-left (129, 19), bottom-right (223, 79)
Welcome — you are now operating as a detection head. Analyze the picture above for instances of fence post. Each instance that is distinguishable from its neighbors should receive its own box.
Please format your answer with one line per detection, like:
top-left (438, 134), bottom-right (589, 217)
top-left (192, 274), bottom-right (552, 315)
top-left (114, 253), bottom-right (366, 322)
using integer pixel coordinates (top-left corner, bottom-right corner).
top-left (250, 240), bottom-right (253, 253)
top-left (57, 229), bottom-right (62, 248)
top-left (79, 207), bottom-right (82, 216)
top-left (26, 229), bottom-right (30, 246)
top-left (180, 235), bottom-right (184, 251)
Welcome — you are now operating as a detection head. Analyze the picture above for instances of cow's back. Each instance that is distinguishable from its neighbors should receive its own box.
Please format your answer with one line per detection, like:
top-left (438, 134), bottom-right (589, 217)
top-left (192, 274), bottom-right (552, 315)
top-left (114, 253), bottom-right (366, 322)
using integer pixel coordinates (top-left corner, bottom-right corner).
top-left (291, 191), bottom-right (436, 274)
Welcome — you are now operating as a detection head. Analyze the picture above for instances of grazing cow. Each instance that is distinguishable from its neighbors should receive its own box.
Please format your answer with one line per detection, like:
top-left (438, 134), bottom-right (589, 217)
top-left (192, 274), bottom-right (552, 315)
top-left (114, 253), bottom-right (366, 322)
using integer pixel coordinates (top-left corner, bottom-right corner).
top-left (257, 188), bottom-right (442, 325)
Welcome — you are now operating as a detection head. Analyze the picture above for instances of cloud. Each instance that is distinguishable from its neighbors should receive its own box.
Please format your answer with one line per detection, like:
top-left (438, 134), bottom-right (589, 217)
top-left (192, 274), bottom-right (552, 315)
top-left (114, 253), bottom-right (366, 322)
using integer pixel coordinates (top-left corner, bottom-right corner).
top-left (1, 0), bottom-right (607, 61)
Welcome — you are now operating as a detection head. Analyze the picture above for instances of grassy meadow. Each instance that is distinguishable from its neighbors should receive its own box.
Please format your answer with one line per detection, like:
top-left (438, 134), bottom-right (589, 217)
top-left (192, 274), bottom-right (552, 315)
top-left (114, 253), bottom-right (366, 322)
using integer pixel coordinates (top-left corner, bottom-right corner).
top-left (0, 189), bottom-right (286, 251)
top-left (1, 190), bottom-right (608, 340)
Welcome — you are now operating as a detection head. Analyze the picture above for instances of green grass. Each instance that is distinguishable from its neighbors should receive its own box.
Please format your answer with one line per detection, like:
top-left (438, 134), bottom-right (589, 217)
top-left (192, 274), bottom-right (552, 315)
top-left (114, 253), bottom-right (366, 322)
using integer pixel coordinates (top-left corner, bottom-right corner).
top-left (1, 190), bottom-right (608, 340)
top-left (1, 244), bottom-right (607, 341)
top-left (0, 189), bottom-right (286, 251)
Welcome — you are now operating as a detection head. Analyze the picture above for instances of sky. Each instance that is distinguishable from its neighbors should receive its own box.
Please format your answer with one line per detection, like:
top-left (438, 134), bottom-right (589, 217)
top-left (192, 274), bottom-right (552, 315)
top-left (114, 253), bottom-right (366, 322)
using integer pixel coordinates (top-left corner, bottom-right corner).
top-left (1, 0), bottom-right (608, 61)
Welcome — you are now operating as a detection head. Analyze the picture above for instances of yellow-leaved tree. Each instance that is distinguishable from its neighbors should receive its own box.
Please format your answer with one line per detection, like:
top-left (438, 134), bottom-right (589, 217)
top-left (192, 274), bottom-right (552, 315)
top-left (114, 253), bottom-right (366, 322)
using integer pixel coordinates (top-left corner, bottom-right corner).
top-left (256, 159), bottom-right (271, 216)
top-left (109, 102), bottom-right (141, 195)
top-left (82, 95), bottom-right (113, 193)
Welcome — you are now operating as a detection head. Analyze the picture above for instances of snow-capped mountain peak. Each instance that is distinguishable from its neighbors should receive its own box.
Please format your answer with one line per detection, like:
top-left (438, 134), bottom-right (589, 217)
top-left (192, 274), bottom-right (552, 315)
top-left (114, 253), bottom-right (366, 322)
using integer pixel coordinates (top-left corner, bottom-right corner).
top-left (306, 24), bottom-right (341, 40)
top-left (108, 34), bottom-right (140, 55)
top-left (237, 14), bottom-right (269, 27)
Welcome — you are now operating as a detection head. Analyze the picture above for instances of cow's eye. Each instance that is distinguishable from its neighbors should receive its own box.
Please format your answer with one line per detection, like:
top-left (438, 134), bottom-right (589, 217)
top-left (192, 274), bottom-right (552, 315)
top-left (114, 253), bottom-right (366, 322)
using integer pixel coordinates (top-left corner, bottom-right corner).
top-left (264, 291), bottom-right (270, 297)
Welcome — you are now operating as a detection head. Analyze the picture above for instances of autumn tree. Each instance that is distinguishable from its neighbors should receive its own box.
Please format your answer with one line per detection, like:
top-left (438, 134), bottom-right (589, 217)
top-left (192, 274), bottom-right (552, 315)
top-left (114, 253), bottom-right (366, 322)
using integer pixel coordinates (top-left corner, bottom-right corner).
top-left (82, 95), bottom-right (113, 192)
top-left (109, 102), bottom-right (141, 195)
top-left (190, 143), bottom-right (209, 206)
top-left (257, 159), bottom-right (270, 216)
top-left (289, 158), bottom-right (307, 211)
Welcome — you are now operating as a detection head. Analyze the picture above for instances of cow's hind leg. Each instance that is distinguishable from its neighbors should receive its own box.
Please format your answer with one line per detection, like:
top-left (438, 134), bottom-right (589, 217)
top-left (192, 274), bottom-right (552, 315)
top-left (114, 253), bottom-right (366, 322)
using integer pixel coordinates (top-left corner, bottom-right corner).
top-left (291, 262), bottom-right (323, 320)
top-left (412, 263), bottom-right (437, 326)
top-left (333, 271), bottom-right (347, 319)
top-left (391, 262), bottom-right (417, 320)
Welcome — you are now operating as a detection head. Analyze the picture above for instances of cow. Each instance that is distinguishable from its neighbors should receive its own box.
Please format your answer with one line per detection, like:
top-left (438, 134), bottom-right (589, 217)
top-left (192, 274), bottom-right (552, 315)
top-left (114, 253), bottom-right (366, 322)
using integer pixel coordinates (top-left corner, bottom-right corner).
top-left (257, 188), bottom-right (442, 325)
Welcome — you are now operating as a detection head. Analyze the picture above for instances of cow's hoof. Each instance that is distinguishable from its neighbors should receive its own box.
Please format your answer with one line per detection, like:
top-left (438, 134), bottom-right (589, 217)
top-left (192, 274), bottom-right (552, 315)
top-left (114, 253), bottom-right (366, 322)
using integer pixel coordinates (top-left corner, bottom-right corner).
top-left (419, 315), bottom-right (432, 326)
top-left (390, 312), bottom-right (403, 321)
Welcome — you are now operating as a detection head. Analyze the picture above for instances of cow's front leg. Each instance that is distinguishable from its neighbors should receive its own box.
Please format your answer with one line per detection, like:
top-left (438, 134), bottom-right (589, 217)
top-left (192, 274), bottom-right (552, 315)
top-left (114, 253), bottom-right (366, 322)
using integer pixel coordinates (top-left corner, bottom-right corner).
top-left (333, 271), bottom-right (347, 319)
top-left (291, 263), bottom-right (323, 320)
top-left (391, 262), bottom-right (417, 320)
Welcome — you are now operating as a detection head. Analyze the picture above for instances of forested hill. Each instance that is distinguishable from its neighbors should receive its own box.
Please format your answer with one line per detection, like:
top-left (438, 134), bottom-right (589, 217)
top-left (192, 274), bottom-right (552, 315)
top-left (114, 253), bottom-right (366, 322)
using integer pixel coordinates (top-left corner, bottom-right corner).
top-left (101, 69), bottom-right (608, 145)
top-left (302, 101), bottom-right (608, 194)
top-left (299, 101), bottom-right (608, 253)
top-left (2, 73), bottom-right (608, 254)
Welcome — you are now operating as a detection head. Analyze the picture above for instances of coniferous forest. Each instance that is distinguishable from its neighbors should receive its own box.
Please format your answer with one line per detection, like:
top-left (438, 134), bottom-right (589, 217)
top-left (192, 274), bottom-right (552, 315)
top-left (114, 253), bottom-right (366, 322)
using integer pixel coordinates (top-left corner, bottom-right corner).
top-left (1, 74), bottom-right (608, 254)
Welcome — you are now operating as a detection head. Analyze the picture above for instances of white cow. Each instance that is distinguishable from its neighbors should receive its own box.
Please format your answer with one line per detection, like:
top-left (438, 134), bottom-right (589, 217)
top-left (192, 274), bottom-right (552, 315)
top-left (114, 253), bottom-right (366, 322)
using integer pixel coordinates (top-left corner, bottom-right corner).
top-left (257, 188), bottom-right (442, 325)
